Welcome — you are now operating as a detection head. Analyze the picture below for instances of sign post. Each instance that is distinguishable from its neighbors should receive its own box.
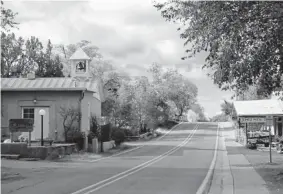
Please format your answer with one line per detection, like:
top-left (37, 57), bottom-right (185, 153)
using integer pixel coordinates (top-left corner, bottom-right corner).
top-left (266, 115), bottom-right (273, 163)
top-left (9, 119), bottom-right (34, 144)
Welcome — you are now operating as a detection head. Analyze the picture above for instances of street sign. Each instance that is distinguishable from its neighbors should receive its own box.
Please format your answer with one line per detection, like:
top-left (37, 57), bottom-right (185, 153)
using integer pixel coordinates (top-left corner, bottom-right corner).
top-left (266, 116), bottom-right (273, 126)
top-left (9, 119), bottom-right (34, 132)
top-left (239, 117), bottom-right (265, 123)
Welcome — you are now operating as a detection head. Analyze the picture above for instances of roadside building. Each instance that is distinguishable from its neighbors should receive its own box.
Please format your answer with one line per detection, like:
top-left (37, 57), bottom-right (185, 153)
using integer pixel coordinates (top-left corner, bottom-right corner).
top-left (1, 48), bottom-right (105, 142)
top-left (233, 99), bottom-right (283, 145)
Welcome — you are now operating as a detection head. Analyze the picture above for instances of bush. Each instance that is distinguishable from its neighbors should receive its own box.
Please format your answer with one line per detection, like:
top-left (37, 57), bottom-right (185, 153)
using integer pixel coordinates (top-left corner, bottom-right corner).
top-left (66, 127), bottom-right (84, 150)
top-left (158, 120), bottom-right (178, 129)
top-left (246, 142), bottom-right (257, 150)
top-left (111, 128), bottom-right (126, 145)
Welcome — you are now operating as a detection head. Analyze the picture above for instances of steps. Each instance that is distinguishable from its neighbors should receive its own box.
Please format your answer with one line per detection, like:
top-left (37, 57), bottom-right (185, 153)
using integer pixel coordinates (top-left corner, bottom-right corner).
top-left (1, 154), bottom-right (20, 160)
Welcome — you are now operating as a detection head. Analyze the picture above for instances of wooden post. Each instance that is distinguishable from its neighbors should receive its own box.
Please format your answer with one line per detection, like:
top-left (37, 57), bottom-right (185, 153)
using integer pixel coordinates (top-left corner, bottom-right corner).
top-left (28, 131), bottom-right (31, 146)
top-left (246, 123), bottom-right (248, 145)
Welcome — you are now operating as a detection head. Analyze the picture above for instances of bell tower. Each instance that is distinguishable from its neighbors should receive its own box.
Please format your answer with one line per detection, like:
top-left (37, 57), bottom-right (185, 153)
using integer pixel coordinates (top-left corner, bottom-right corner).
top-left (70, 48), bottom-right (91, 78)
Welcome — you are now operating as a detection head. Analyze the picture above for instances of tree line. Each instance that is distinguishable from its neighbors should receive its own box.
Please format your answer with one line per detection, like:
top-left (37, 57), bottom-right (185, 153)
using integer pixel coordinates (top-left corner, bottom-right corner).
top-left (1, 1), bottom-right (207, 138)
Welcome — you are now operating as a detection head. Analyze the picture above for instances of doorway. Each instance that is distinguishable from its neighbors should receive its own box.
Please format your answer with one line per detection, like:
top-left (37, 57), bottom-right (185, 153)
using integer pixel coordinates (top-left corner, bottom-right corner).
top-left (22, 107), bottom-right (49, 140)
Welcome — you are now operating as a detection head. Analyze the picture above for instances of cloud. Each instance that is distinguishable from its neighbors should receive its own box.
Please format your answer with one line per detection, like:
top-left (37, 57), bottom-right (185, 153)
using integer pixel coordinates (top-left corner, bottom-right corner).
top-left (4, 0), bottom-right (236, 119)
top-left (198, 96), bottom-right (211, 102)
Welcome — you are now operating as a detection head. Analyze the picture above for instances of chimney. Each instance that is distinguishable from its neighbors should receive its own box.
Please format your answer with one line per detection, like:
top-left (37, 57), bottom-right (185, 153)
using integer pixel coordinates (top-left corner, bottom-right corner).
top-left (27, 72), bottom-right (35, 80)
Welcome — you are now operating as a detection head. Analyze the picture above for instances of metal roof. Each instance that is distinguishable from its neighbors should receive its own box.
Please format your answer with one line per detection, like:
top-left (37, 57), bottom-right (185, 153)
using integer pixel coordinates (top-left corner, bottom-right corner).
top-left (233, 99), bottom-right (283, 116)
top-left (1, 77), bottom-right (101, 100)
top-left (69, 48), bottom-right (91, 60)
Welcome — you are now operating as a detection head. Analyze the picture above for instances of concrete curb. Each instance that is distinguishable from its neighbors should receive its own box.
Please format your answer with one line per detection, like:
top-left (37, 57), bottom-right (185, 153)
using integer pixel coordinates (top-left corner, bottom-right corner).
top-left (196, 123), bottom-right (220, 194)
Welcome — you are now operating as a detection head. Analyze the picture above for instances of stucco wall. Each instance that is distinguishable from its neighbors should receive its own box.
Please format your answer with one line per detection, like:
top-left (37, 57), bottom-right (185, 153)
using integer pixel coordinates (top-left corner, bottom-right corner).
top-left (80, 91), bottom-right (101, 134)
top-left (1, 91), bottom-right (80, 141)
top-left (1, 90), bottom-right (102, 141)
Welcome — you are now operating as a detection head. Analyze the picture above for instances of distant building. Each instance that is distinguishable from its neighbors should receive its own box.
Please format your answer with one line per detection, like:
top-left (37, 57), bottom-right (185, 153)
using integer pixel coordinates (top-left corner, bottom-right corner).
top-left (1, 48), bottom-right (105, 142)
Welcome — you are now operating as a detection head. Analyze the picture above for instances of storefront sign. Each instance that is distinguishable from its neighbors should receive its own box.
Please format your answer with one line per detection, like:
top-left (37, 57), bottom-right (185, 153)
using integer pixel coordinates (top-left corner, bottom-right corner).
top-left (9, 119), bottom-right (34, 132)
top-left (239, 117), bottom-right (265, 123)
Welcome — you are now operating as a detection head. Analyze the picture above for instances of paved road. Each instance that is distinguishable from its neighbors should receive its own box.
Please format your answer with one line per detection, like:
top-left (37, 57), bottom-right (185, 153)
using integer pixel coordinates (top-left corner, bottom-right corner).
top-left (1, 122), bottom-right (219, 194)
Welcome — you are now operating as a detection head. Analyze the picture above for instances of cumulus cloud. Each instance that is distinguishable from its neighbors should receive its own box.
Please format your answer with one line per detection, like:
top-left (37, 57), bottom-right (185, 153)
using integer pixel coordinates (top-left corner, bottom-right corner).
top-left (4, 0), bottom-right (235, 117)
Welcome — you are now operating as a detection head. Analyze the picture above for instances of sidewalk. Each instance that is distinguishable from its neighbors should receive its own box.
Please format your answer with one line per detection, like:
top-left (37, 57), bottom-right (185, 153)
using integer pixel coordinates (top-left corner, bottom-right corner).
top-left (209, 127), bottom-right (270, 194)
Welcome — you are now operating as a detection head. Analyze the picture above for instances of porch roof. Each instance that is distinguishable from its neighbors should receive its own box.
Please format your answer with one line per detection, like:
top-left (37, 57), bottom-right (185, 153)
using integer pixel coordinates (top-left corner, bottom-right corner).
top-left (233, 99), bottom-right (283, 117)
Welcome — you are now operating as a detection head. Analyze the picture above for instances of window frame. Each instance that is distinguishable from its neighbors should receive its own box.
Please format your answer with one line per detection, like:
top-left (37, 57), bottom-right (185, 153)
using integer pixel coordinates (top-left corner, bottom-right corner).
top-left (22, 107), bottom-right (35, 119)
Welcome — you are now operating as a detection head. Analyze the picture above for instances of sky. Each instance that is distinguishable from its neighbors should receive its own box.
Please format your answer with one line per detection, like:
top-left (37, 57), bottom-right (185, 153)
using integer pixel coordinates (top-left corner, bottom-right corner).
top-left (4, 0), bottom-right (234, 118)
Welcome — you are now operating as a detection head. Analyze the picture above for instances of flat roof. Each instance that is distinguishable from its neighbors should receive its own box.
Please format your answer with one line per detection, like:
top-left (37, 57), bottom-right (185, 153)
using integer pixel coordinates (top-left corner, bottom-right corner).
top-left (233, 99), bottom-right (283, 116)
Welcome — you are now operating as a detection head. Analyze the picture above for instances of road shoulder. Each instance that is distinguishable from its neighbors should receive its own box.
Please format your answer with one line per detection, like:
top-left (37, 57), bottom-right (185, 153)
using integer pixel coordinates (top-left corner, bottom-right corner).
top-left (209, 127), bottom-right (271, 194)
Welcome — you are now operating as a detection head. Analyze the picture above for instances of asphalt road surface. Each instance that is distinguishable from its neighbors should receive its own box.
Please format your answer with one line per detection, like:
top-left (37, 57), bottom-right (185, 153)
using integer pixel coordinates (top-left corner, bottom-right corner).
top-left (1, 122), bottom-right (219, 194)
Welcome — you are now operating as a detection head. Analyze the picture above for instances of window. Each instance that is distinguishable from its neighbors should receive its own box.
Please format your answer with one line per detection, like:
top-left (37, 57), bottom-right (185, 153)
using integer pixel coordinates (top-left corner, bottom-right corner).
top-left (23, 108), bottom-right (34, 119)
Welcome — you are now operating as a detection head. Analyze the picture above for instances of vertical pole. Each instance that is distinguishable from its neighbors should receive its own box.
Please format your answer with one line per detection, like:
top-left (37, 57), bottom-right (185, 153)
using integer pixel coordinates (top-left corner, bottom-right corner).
top-left (269, 126), bottom-right (272, 163)
top-left (101, 125), bottom-right (103, 153)
top-left (84, 132), bottom-right (88, 152)
top-left (246, 123), bottom-right (248, 145)
top-left (10, 132), bottom-right (13, 142)
top-left (28, 132), bottom-right (31, 146)
top-left (41, 115), bottom-right (44, 146)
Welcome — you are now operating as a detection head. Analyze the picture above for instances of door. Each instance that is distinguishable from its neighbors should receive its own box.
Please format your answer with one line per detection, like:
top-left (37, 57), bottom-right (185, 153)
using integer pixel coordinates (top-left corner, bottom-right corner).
top-left (22, 107), bottom-right (49, 140)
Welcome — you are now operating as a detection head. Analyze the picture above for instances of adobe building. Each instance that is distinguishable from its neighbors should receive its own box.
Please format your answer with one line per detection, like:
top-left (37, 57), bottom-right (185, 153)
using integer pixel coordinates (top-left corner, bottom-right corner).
top-left (1, 48), bottom-right (105, 142)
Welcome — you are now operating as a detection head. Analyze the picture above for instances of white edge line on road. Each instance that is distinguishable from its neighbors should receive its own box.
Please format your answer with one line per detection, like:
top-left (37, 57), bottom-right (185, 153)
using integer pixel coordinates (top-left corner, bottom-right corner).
top-left (84, 122), bottom-right (185, 163)
top-left (196, 123), bottom-right (220, 194)
top-left (70, 123), bottom-right (198, 194)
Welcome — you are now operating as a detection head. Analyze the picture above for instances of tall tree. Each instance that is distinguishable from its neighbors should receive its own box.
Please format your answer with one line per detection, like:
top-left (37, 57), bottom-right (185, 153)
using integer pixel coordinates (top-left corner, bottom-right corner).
top-left (148, 63), bottom-right (198, 120)
top-left (190, 103), bottom-right (207, 121)
top-left (1, 33), bottom-right (26, 77)
top-left (1, 0), bottom-right (18, 32)
top-left (154, 1), bottom-right (283, 96)
top-left (35, 40), bottom-right (64, 77)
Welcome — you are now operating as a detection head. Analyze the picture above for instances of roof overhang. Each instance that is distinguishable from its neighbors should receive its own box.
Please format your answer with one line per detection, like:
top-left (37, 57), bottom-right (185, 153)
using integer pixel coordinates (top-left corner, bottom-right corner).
top-left (1, 88), bottom-right (89, 92)
top-left (233, 99), bottom-right (283, 117)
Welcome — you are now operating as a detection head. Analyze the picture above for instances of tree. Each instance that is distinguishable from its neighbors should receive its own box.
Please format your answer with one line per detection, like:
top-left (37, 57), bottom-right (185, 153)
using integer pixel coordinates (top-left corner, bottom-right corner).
top-left (211, 114), bottom-right (229, 122)
top-left (59, 105), bottom-right (81, 142)
top-left (154, 1), bottom-right (283, 96)
top-left (148, 63), bottom-right (198, 120)
top-left (35, 40), bottom-right (64, 77)
top-left (1, 33), bottom-right (26, 77)
top-left (1, 0), bottom-right (18, 32)
top-left (190, 103), bottom-right (207, 121)
top-left (1, 33), bottom-right (64, 78)
top-left (235, 84), bottom-right (271, 100)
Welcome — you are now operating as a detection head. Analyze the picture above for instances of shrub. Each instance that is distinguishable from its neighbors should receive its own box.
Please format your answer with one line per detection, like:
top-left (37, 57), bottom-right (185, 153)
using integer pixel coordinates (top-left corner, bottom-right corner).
top-left (246, 142), bottom-right (257, 150)
top-left (66, 127), bottom-right (84, 150)
top-left (111, 128), bottom-right (126, 145)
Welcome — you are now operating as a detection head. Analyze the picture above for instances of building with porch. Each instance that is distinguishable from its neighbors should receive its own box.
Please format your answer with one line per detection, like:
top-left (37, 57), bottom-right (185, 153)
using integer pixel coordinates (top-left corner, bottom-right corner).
top-left (233, 99), bottom-right (283, 145)
top-left (1, 48), bottom-right (105, 142)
